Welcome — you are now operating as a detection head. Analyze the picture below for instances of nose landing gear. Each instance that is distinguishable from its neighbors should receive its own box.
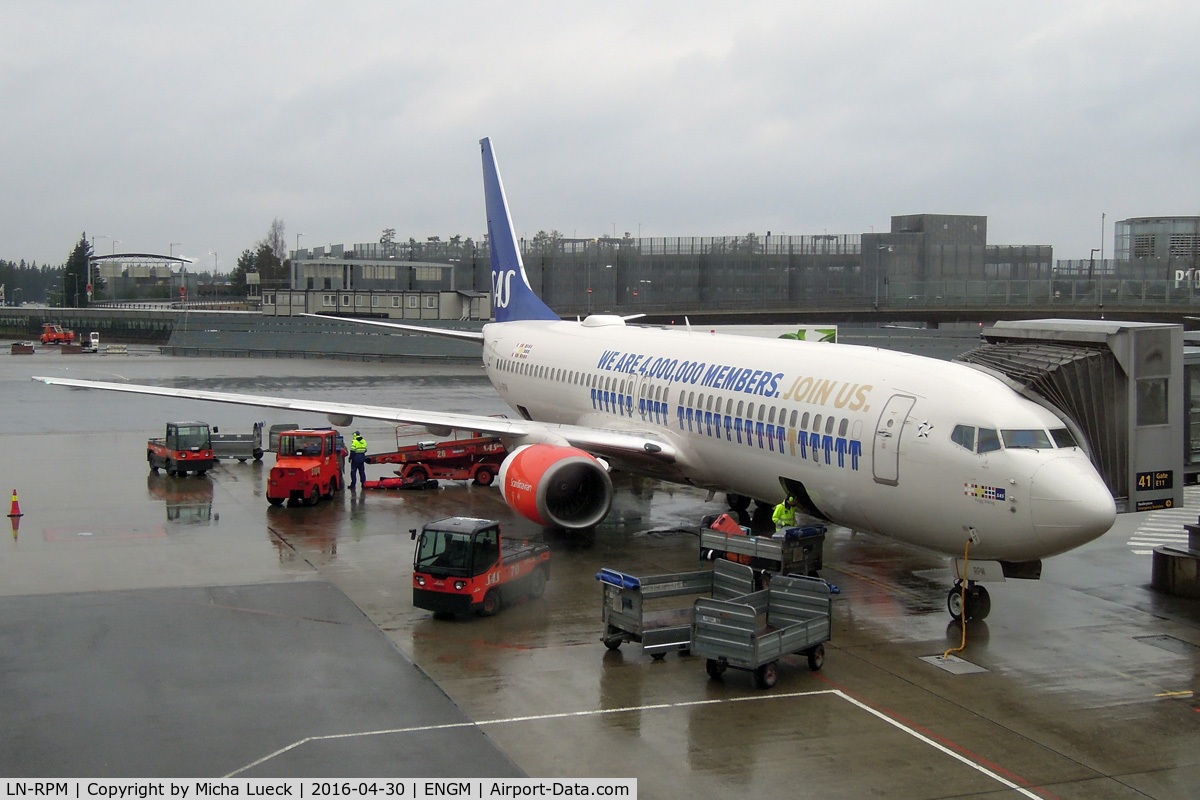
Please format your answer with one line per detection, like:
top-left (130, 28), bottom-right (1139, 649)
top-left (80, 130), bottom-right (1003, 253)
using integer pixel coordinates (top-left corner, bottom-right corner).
top-left (947, 580), bottom-right (991, 621)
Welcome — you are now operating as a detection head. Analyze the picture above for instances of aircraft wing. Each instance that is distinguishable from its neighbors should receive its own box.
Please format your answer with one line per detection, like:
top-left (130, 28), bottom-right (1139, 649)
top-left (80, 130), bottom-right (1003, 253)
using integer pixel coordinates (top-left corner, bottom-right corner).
top-left (32, 375), bottom-right (677, 462)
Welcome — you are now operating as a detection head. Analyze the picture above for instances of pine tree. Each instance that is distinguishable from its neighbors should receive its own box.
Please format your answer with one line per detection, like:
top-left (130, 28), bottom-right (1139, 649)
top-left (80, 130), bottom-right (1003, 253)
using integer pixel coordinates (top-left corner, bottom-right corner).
top-left (63, 233), bottom-right (91, 307)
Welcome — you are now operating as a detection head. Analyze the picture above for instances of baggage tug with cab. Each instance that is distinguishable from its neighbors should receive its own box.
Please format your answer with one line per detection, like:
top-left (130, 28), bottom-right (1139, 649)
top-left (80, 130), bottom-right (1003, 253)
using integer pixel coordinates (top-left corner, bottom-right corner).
top-left (411, 517), bottom-right (550, 617)
top-left (267, 428), bottom-right (344, 506)
top-left (147, 421), bottom-right (215, 477)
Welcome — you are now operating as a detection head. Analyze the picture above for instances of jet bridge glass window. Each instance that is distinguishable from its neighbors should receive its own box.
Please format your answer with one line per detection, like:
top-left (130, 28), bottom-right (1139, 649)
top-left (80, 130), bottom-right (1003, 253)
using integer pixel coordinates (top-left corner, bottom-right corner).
top-left (1001, 429), bottom-right (1052, 449)
top-left (1050, 428), bottom-right (1078, 448)
top-left (951, 424), bottom-right (975, 451)
top-left (977, 428), bottom-right (1001, 453)
top-left (1136, 378), bottom-right (1169, 426)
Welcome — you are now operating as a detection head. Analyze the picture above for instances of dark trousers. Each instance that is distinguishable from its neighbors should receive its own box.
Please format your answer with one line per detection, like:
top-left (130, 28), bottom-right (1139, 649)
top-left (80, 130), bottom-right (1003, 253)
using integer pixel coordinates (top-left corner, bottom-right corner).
top-left (350, 455), bottom-right (366, 488)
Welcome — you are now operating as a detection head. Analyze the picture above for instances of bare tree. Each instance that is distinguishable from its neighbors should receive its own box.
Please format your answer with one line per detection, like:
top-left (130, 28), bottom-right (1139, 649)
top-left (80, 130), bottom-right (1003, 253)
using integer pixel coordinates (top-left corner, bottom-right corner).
top-left (267, 218), bottom-right (287, 268)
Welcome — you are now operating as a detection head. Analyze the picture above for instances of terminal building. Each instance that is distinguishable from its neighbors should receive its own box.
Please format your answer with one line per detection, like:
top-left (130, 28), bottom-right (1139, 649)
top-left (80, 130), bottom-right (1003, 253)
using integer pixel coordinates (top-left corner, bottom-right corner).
top-left (273, 213), bottom-right (1052, 319)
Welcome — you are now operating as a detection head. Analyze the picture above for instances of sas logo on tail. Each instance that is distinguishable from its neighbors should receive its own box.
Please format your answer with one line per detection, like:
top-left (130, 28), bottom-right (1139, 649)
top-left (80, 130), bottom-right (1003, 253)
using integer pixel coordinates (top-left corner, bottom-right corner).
top-left (493, 269), bottom-right (516, 309)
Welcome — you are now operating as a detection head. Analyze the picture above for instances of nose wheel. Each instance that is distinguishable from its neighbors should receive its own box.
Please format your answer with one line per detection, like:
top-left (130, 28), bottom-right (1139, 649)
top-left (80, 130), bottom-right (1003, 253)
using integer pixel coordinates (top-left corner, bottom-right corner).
top-left (947, 581), bottom-right (991, 621)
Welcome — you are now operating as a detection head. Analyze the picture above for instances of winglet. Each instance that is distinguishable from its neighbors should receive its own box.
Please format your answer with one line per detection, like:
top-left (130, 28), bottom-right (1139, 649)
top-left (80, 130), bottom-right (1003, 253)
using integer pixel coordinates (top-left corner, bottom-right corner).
top-left (480, 138), bottom-right (559, 322)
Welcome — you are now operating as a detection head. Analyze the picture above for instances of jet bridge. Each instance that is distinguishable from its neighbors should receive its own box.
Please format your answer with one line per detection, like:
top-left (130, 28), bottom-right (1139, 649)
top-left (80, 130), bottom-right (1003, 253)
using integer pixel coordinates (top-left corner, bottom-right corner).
top-left (957, 319), bottom-right (1183, 514)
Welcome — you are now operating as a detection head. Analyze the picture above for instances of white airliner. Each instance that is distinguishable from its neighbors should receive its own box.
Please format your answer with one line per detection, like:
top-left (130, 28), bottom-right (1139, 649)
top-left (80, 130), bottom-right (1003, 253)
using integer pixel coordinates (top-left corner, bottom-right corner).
top-left (36, 137), bottom-right (1116, 620)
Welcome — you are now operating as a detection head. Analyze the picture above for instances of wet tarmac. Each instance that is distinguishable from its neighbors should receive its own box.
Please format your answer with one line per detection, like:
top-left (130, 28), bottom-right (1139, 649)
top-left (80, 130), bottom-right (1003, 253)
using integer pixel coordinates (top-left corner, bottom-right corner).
top-left (2, 345), bottom-right (1199, 796)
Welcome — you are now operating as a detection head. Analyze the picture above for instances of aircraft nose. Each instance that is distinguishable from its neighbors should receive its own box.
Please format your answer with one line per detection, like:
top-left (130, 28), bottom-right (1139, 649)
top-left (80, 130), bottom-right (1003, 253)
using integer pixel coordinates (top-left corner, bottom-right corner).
top-left (1030, 456), bottom-right (1117, 555)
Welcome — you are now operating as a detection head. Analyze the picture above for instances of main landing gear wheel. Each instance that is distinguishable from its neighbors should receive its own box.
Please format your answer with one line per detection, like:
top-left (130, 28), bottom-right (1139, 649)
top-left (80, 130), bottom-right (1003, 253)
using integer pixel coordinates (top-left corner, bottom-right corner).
top-left (947, 581), bottom-right (992, 622)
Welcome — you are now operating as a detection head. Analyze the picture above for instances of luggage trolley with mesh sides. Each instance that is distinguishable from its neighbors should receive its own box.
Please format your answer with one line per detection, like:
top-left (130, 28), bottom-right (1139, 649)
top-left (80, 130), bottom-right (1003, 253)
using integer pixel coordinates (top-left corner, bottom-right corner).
top-left (597, 559), bottom-right (756, 659)
top-left (691, 573), bottom-right (833, 689)
top-left (699, 522), bottom-right (826, 581)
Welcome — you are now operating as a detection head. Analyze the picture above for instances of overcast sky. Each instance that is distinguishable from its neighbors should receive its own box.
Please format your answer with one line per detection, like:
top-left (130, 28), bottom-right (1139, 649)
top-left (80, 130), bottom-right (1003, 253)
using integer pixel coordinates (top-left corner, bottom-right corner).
top-left (2, 1), bottom-right (1198, 270)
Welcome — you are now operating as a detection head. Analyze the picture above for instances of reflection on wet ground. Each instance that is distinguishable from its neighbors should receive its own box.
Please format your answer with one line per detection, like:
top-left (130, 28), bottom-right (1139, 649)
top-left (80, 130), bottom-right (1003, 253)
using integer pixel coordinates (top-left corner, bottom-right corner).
top-left (3, 349), bottom-right (1199, 795)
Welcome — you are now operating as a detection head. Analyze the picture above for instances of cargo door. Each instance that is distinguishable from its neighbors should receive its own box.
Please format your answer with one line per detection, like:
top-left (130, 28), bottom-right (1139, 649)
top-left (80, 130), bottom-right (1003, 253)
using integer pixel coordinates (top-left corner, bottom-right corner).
top-left (872, 394), bottom-right (916, 486)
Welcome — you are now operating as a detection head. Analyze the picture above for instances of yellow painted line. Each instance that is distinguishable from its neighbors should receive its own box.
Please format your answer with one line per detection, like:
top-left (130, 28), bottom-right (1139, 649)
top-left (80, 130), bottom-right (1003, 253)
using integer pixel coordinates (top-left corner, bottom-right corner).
top-left (1155, 690), bottom-right (1194, 698)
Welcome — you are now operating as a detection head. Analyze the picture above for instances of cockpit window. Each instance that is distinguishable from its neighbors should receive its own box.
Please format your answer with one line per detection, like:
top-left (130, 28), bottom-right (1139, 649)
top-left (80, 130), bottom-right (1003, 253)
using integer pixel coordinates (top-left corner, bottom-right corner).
top-left (1001, 429), bottom-right (1052, 449)
top-left (951, 424), bottom-right (975, 451)
top-left (1050, 428), bottom-right (1078, 448)
top-left (977, 428), bottom-right (1002, 453)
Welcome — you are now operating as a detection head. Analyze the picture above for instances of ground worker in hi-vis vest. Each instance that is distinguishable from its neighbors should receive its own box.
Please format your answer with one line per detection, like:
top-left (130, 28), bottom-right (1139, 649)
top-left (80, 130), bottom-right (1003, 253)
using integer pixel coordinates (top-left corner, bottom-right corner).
top-left (772, 496), bottom-right (798, 532)
top-left (349, 431), bottom-right (368, 491)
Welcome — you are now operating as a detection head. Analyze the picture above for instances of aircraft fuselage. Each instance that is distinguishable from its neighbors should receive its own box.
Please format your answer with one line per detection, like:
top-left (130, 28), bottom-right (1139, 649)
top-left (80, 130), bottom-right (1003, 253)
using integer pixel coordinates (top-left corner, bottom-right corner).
top-left (484, 317), bottom-right (1116, 563)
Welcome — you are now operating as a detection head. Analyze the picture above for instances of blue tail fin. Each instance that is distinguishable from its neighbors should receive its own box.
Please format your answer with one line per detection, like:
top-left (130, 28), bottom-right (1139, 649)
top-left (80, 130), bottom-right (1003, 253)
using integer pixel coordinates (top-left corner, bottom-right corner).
top-left (480, 137), bottom-right (559, 322)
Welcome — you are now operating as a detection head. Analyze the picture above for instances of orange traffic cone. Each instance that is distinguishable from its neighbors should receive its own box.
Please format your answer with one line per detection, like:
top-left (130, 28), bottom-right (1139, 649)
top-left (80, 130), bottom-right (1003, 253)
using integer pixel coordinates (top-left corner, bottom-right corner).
top-left (8, 489), bottom-right (23, 518)
top-left (9, 513), bottom-right (19, 540)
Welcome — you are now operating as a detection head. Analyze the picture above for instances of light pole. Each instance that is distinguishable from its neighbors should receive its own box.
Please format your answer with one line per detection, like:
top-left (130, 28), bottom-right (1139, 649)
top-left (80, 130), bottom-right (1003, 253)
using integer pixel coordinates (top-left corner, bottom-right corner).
top-left (294, 233), bottom-right (305, 290)
top-left (170, 243), bottom-right (183, 303)
top-left (209, 251), bottom-right (218, 304)
top-left (875, 244), bottom-right (893, 310)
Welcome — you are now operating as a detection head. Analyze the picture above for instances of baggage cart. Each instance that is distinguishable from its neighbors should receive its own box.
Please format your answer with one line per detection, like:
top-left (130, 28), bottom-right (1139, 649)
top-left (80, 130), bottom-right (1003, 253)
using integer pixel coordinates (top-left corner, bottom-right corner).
top-left (597, 559), bottom-right (755, 659)
top-left (700, 523), bottom-right (826, 578)
top-left (691, 573), bottom-right (833, 689)
top-left (211, 422), bottom-right (265, 462)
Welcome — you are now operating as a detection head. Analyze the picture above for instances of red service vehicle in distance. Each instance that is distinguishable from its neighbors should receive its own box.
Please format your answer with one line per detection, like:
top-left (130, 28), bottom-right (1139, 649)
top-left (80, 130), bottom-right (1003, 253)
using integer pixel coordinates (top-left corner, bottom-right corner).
top-left (267, 428), bottom-right (344, 506)
top-left (40, 323), bottom-right (76, 345)
top-left (411, 517), bottom-right (550, 617)
top-left (147, 421), bottom-right (216, 477)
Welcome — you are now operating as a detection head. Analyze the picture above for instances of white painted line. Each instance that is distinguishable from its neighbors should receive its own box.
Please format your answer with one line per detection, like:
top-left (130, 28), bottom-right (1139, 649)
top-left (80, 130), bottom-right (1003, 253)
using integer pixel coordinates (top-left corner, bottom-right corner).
top-left (226, 688), bottom-right (1048, 797)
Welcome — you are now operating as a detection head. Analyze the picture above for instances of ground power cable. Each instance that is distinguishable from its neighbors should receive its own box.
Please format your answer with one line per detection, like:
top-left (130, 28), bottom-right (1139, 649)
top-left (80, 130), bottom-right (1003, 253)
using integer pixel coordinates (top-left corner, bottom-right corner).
top-left (943, 538), bottom-right (970, 658)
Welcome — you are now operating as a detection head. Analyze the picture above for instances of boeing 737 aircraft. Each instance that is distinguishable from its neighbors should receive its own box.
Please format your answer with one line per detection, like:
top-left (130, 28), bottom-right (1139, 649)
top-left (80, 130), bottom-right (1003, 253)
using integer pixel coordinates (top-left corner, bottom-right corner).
top-left (37, 138), bottom-right (1117, 620)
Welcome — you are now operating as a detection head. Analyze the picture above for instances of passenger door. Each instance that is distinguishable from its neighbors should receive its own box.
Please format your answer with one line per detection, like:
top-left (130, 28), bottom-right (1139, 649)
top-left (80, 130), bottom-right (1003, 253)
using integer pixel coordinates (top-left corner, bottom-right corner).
top-left (872, 394), bottom-right (916, 486)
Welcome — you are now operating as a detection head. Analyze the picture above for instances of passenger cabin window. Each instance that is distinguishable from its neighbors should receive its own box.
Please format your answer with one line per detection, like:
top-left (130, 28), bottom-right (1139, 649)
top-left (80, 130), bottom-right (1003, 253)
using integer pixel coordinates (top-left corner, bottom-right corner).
top-left (951, 424), bottom-right (975, 451)
top-left (977, 428), bottom-right (1001, 453)
top-left (1002, 429), bottom-right (1052, 449)
top-left (1050, 428), bottom-right (1078, 448)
